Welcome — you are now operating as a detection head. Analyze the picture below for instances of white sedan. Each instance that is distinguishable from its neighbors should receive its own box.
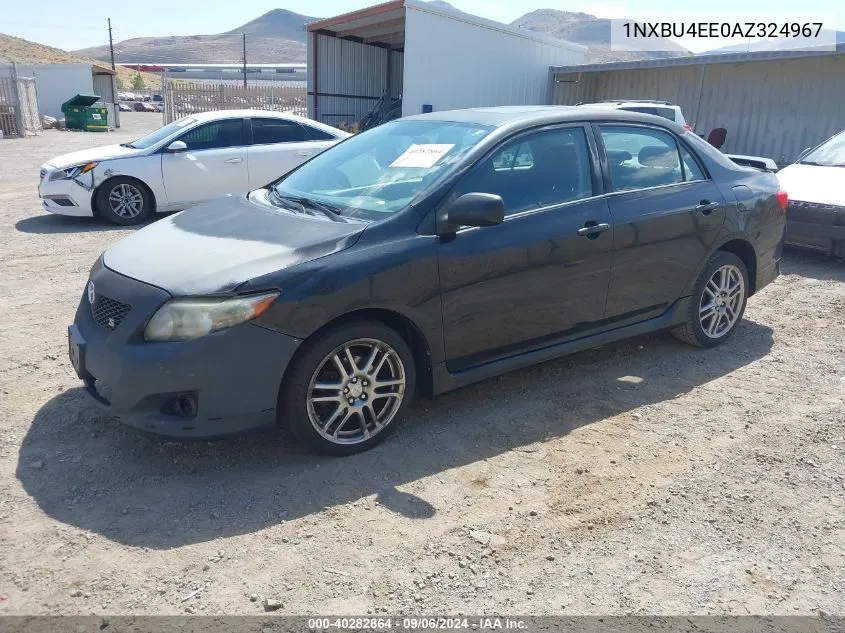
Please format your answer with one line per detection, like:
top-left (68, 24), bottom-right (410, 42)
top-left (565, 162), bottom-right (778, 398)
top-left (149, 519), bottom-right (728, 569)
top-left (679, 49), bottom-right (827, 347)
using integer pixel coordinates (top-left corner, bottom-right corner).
top-left (38, 110), bottom-right (350, 225)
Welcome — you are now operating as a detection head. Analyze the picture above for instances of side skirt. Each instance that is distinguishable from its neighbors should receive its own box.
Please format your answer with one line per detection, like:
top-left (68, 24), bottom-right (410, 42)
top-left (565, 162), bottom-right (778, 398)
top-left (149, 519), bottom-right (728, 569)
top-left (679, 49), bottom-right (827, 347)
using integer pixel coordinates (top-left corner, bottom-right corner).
top-left (431, 297), bottom-right (691, 395)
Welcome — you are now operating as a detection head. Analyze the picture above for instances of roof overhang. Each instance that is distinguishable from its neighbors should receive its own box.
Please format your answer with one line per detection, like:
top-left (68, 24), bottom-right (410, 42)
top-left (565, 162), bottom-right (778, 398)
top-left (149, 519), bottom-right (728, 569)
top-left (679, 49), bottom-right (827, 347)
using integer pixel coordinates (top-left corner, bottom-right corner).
top-left (551, 42), bottom-right (845, 75)
top-left (306, 0), bottom-right (406, 50)
top-left (306, 0), bottom-right (586, 54)
top-left (91, 64), bottom-right (117, 75)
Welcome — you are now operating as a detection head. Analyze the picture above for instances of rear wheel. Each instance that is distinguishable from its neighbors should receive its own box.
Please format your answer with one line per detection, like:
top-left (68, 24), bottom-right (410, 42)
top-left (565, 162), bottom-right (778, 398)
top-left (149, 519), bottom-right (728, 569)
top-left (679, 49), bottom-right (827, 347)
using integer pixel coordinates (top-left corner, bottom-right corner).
top-left (280, 321), bottom-right (416, 456)
top-left (94, 177), bottom-right (152, 225)
top-left (672, 251), bottom-right (749, 348)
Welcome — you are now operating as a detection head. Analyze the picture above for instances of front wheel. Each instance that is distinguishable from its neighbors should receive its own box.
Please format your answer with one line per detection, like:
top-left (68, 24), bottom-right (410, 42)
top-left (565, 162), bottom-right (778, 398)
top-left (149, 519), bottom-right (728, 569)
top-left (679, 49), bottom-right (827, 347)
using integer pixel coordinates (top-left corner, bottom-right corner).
top-left (672, 252), bottom-right (749, 348)
top-left (94, 177), bottom-right (152, 225)
top-left (280, 321), bottom-right (416, 456)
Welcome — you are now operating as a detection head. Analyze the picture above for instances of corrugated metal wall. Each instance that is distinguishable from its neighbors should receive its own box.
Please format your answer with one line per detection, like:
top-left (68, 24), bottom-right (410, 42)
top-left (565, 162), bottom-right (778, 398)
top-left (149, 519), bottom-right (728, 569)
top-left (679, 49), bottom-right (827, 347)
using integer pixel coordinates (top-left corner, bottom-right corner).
top-left (92, 72), bottom-right (117, 128)
top-left (389, 50), bottom-right (404, 100)
top-left (307, 32), bottom-right (391, 126)
top-left (553, 54), bottom-right (845, 163)
top-left (402, 5), bottom-right (585, 116)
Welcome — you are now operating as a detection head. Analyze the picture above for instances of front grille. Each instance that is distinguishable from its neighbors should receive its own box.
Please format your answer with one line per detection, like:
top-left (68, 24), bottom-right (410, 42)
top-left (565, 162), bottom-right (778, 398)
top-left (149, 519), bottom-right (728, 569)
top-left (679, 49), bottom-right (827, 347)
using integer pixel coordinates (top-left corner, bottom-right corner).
top-left (91, 295), bottom-right (131, 331)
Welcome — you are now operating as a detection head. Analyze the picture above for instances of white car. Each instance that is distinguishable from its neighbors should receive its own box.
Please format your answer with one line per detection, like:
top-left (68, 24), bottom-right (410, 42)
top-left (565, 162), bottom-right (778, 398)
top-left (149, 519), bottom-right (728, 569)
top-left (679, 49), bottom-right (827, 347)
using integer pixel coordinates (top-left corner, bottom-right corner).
top-left (38, 110), bottom-right (350, 225)
top-left (578, 100), bottom-right (692, 130)
top-left (776, 130), bottom-right (845, 258)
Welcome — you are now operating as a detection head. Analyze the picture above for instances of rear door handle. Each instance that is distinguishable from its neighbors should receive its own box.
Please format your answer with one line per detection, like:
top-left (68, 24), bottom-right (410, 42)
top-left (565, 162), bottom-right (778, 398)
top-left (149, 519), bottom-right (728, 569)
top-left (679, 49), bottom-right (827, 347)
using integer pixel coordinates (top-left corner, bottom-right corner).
top-left (577, 222), bottom-right (611, 237)
top-left (695, 200), bottom-right (719, 214)
top-left (224, 157), bottom-right (243, 164)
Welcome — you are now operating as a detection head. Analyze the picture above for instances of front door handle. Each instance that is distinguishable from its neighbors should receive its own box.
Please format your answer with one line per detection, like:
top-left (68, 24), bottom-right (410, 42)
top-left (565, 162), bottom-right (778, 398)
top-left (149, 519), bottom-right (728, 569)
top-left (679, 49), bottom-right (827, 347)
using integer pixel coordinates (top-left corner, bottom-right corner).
top-left (695, 200), bottom-right (719, 215)
top-left (224, 157), bottom-right (243, 164)
top-left (577, 222), bottom-right (611, 238)
top-left (296, 150), bottom-right (314, 157)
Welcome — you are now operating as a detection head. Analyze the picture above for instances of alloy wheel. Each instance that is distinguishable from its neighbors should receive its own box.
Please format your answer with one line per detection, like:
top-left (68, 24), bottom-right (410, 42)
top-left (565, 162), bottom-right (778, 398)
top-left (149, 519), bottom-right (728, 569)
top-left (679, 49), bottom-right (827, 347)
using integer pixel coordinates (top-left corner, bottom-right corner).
top-left (108, 183), bottom-right (144, 219)
top-left (307, 338), bottom-right (406, 445)
top-left (699, 264), bottom-right (745, 339)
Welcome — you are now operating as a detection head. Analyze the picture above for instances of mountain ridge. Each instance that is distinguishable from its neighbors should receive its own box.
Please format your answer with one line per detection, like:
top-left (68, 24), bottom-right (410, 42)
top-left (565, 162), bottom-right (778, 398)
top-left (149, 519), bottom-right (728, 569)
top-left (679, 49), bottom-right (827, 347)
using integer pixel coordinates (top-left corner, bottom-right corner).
top-left (70, 4), bottom-right (690, 65)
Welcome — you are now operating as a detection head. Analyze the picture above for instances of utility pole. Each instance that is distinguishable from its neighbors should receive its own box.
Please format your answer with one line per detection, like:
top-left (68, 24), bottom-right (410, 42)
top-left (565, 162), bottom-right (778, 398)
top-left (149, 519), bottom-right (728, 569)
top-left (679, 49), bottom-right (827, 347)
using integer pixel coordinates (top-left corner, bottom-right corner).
top-left (108, 18), bottom-right (116, 70)
top-left (242, 33), bottom-right (247, 88)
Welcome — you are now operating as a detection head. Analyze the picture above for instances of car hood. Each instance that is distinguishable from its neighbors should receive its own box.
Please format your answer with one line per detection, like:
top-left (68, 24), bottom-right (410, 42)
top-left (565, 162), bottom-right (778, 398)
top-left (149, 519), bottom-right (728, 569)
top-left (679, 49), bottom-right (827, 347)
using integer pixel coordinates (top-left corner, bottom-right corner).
top-left (776, 163), bottom-right (845, 206)
top-left (103, 193), bottom-right (366, 295)
top-left (45, 144), bottom-right (146, 169)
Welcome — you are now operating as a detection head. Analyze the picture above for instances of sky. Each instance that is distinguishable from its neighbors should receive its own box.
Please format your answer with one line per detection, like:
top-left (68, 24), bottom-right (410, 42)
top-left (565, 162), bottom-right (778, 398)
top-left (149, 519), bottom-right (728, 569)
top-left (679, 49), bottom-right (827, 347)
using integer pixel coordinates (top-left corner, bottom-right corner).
top-left (0, 0), bottom-right (840, 53)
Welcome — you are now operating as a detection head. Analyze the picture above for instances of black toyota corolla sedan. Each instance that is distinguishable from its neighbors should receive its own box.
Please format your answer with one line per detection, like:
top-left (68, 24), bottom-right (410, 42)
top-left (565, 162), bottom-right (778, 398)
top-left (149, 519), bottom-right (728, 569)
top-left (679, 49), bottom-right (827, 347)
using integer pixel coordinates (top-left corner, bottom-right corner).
top-left (69, 106), bottom-right (787, 455)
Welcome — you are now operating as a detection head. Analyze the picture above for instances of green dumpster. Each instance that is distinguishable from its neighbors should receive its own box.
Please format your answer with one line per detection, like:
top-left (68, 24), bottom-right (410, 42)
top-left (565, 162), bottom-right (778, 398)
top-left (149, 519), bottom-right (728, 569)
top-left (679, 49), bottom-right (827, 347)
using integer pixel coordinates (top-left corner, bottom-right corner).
top-left (61, 94), bottom-right (109, 132)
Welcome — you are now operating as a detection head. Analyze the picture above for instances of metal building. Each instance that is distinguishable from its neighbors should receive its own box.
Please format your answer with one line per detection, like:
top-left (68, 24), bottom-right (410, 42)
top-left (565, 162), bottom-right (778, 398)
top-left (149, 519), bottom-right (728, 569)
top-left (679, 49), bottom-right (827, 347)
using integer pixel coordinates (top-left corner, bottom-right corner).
top-left (306, 0), bottom-right (585, 127)
top-left (550, 45), bottom-right (845, 164)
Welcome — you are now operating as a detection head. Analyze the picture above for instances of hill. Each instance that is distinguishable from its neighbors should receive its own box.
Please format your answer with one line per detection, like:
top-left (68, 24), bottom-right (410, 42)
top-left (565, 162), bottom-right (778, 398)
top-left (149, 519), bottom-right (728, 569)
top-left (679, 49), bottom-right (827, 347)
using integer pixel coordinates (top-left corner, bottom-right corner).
top-left (510, 9), bottom-right (692, 63)
top-left (72, 4), bottom-right (690, 67)
top-left (0, 33), bottom-right (159, 88)
top-left (73, 9), bottom-right (314, 64)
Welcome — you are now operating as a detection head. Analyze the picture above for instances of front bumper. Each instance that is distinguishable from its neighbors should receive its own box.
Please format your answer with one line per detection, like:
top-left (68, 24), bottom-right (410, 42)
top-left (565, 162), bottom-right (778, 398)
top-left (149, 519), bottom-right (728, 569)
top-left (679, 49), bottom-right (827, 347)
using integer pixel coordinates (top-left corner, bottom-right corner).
top-left (70, 261), bottom-right (301, 437)
top-left (38, 164), bottom-right (95, 217)
top-left (785, 201), bottom-right (845, 254)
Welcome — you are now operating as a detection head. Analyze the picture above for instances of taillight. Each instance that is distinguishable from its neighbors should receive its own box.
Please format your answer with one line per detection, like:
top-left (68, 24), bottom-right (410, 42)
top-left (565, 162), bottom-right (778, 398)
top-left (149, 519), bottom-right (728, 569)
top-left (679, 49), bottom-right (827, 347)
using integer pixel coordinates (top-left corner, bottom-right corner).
top-left (776, 189), bottom-right (788, 210)
top-left (683, 123), bottom-right (693, 131)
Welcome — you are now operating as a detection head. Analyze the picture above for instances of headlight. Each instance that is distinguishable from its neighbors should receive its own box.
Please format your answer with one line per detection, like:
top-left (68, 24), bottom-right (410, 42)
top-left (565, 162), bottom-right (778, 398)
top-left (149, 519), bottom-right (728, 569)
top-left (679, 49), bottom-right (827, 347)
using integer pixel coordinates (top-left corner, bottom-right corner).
top-left (50, 162), bottom-right (98, 181)
top-left (144, 291), bottom-right (280, 342)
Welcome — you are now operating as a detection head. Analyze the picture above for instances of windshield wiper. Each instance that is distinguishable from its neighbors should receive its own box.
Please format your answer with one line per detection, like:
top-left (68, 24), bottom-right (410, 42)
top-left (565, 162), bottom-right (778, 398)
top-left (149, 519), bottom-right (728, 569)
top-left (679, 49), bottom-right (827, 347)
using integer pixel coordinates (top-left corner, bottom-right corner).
top-left (272, 192), bottom-right (346, 222)
top-left (120, 143), bottom-right (136, 149)
top-left (799, 160), bottom-right (826, 166)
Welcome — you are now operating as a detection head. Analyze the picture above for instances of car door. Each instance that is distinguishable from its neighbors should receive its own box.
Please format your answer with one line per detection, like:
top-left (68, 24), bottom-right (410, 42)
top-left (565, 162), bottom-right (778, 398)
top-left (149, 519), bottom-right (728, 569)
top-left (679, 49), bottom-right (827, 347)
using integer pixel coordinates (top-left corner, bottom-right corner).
top-left (160, 118), bottom-right (249, 209)
top-left (437, 125), bottom-right (614, 372)
top-left (596, 124), bottom-right (727, 324)
top-left (246, 118), bottom-right (336, 188)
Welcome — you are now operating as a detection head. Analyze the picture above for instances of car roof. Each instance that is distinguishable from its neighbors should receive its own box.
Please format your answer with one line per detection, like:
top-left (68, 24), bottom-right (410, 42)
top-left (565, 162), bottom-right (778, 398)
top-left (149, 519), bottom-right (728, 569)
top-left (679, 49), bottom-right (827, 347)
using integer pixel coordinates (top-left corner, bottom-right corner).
top-left (404, 105), bottom-right (684, 133)
top-left (184, 109), bottom-right (349, 137)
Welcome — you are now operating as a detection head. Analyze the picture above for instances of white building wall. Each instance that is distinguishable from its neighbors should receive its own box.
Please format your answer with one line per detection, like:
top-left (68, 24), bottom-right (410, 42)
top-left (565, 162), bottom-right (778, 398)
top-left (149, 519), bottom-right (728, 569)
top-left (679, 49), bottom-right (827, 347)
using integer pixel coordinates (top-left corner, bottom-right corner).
top-left (0, 64), bottom-right (95, 118)
top-left (402, 4), bottom-right (585, 116)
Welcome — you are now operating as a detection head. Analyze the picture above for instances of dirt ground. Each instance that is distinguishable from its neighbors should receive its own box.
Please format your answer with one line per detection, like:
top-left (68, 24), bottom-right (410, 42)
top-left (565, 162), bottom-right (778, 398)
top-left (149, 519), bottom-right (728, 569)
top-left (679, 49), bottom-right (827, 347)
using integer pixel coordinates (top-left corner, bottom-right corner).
top-left (0, 113), bottom-right (843, 616)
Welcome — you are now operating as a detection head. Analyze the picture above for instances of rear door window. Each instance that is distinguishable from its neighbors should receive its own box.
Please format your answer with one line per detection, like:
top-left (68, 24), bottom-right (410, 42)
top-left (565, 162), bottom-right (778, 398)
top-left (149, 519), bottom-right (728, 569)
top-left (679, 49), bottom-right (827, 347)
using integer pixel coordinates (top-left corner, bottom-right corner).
top-left (600, 126), bottom-right (684, 191)
top-left (251, 118), bottom-right (309, 144)
top-left (303, 125), bottom-right (338, 141)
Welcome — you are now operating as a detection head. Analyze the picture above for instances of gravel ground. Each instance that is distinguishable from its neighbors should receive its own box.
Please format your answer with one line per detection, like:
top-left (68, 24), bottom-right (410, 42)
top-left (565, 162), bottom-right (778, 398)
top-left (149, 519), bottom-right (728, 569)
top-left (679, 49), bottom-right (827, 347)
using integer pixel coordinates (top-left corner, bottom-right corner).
top-left (0, 113), bottom-right (843, 616)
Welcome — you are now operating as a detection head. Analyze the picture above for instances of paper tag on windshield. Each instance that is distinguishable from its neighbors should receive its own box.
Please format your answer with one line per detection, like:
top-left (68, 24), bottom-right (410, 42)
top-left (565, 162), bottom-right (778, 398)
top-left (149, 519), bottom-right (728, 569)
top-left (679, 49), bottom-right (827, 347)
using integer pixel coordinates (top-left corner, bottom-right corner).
top-left (390, 144), bottom-right (455, 168)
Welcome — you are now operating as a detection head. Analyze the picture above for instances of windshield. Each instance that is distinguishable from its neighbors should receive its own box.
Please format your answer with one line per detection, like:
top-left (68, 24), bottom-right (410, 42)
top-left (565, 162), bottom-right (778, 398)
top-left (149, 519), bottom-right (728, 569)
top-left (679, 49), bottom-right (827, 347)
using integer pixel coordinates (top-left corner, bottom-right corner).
top-left (128, 117), bottom-right (196, 149)
top-left (273, 119), bottom-right (493, 220)
top-left (801, 131), bottom-right (845, 166)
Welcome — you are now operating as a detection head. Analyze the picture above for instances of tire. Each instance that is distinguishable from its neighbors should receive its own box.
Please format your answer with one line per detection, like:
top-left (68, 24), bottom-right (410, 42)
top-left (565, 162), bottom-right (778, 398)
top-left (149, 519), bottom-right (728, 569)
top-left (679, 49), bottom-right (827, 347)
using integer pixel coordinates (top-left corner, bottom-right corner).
top-left (672, 251), bottom-right (749, 348)
top-left (94, 177), bottom-right (153, 225)
top-left (280, 320), bottom-right (416, 456)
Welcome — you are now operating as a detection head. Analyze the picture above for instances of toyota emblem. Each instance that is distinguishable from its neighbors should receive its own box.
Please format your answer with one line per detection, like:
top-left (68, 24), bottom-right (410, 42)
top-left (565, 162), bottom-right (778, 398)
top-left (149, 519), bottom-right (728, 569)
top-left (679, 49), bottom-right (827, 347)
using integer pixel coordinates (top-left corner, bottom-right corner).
top-left (87, 281), bottom-right (96, 305)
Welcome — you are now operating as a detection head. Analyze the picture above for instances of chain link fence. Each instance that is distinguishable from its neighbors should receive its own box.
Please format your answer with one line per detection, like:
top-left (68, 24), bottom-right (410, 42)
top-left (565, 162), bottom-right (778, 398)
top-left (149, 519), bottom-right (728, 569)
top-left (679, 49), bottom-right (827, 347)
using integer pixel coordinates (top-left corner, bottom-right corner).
top-left (163, 78), bottom-right (306, 124)
top-left (0, 69), bottom-right (41, 137)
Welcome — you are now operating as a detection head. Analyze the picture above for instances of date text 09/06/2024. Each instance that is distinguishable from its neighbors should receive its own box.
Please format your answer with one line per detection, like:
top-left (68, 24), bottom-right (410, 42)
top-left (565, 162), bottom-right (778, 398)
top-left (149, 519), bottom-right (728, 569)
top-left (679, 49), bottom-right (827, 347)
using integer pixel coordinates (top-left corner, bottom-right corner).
top-left (308, 617), bottom-right (528, 630)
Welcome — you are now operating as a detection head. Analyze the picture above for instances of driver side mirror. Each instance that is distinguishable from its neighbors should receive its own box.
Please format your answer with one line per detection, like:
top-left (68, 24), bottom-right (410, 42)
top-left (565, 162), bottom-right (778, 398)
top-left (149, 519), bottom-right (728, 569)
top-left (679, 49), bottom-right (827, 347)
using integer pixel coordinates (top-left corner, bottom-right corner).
top-left (438, 193), bottom-right (505, 235)
top-left (166, 140), bottom-right (187, 153)
top-left (796, 146), bottom-right (812, 161)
